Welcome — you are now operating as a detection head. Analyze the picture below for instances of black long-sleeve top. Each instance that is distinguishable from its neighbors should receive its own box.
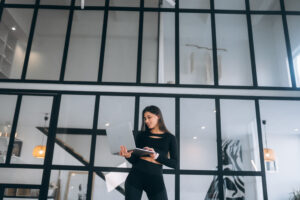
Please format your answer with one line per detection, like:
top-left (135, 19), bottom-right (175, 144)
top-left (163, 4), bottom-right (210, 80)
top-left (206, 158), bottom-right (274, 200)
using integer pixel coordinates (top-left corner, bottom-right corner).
top-left (126, 131), bottom-right (178, 169)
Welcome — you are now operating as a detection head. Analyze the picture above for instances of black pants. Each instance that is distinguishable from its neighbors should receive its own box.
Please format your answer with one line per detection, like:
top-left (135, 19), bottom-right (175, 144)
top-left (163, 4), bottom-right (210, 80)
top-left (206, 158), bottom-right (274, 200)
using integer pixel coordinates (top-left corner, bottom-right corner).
top-left (125, 163), bottom-right (168, 200)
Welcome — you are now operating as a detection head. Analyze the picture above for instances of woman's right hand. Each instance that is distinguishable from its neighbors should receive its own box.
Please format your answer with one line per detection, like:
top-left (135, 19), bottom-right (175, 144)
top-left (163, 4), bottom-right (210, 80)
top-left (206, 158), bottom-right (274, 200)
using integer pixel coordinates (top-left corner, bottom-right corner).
top-left (119, 145), bottom-right (133, 158)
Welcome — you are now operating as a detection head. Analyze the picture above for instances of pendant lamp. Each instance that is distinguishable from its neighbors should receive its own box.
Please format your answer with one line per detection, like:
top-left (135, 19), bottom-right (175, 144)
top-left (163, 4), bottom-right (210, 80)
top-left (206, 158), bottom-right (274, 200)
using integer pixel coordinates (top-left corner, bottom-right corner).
top-left (33, 113), bottom-right (48, 158)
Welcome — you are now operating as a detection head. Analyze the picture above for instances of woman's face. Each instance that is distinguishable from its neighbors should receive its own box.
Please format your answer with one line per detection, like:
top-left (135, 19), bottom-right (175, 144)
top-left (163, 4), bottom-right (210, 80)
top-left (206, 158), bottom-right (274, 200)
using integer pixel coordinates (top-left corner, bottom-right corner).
top-left (144, 111), bottom-right (159, 130)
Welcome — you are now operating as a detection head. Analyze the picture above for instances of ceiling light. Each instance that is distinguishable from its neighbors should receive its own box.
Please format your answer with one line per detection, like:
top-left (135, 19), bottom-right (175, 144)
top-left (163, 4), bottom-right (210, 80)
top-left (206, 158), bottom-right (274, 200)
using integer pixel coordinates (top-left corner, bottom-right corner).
top-left (193, 136), bottom-right (197, 140)
top-left (213, 110), bottom-right (216, 113)
top-left (11, 27), bottom-right (16, 31)
top-left (105, 123), bottom-right (110, 127)
top-left (201, 126), bottom-right (206, 130)
top-left (294, 128), bottom-right (299, 132)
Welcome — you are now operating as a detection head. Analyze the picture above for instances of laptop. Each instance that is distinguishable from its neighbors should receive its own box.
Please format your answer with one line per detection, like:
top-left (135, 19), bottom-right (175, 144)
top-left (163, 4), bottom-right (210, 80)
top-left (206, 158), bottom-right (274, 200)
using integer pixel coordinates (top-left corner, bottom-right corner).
top-left (105, 121), bottom-right (154, 156)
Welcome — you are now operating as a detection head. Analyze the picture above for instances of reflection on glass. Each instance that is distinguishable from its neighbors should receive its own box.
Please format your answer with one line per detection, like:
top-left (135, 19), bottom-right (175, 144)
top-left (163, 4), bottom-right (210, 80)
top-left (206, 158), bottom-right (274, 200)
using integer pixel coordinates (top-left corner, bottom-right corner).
top-left (0, 168), bottom-right (43, 184)
top-left (0, 8), bottom-right (33, 79)
top-left (64, 11), bottom-right (104, 82)
top-left (0, 95), bottom-right (17, 163)
top-left (180, 98), bottom-right (217, 170)
top-left (75, 0), bottom-right (105, 6)
top-left (11, 96), bottom-right (53, 165)
top-left (109, 0), bottom-right (139, 7)
top-left (52, 95), bottom-right (95, 166)
top-left (250, 0), bottom-right (280, 10)
top-left (102, 11), bottom-right (139, 82)
top-left (220, 100), bottom-right (261, 171)
top-left (139, 97), bottom-right (175, 134)
top-left (287, 16), bottom-right (300, 87)
top-left (180, 13), bottom-right (213, 85)
top-left (141, 12), bottom-right (175, 84)
top-left (223, 176), bottom-right (263, 199)
top-left (259, 100), bottom-right (300, 199)
top-left (94, 96), bottom-right (135, 167)
top-left (215, 0), bottom-right (245, 10)
top-left (180, 175), bottom-right (216, 199)
top-left (252, 15), bottom-right (291, 87)
top-left (40, 0), bottom-right (71, 5)
top-left (179, 0), bottom-right (210, 9)
top-left (26, 10), bottom-right (69, 80)
top-left (49, 170), bottom-right (88, 200)
top-left (216, 14), bottom-right (252, 86)
top-left (285, 0), bottom-right (300, 11)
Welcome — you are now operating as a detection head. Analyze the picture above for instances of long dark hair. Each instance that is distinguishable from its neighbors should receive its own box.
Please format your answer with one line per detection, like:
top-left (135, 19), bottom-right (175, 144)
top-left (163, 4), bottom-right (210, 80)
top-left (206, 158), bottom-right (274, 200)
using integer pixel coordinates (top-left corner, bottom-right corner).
top-left (141, 105), bottom-right (169, 133)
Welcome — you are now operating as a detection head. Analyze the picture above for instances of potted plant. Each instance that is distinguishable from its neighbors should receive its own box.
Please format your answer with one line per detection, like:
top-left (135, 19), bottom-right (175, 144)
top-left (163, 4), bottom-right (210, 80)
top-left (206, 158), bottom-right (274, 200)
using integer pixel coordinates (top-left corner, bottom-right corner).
top-left (290, 189), bottom-right (300, 200)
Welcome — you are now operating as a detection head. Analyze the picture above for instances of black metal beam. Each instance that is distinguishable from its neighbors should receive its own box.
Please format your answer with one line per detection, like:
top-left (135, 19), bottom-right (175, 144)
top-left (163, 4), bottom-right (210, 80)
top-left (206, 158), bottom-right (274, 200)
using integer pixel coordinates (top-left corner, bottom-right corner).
top-left (20, 0), bottom-right (39, 80)
top-left (39, 94), bottom-right (61, 199)
top-left (5, 95), bottom-right (22, 164)
top-left (59, 0), bottom-right (75, 82)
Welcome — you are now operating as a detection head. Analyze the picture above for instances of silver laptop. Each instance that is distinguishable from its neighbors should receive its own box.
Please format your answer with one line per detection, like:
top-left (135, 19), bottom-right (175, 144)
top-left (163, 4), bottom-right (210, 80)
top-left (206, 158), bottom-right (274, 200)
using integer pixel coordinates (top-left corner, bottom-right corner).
top-left (105, 121), bottom-right (154, 156)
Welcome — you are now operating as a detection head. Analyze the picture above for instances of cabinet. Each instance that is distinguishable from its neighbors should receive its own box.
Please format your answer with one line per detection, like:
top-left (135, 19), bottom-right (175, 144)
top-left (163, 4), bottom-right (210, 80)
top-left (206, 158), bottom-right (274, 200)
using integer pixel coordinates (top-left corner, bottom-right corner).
top-left (0, 22), bottom-right (17, 79)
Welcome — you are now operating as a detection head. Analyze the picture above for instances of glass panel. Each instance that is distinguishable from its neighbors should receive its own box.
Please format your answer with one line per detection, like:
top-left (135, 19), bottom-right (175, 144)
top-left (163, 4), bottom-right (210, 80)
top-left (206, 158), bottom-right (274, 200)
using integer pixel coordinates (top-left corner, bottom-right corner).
top-left (40, 0), bottom-right (71, 5)
top-left (252, 15), bottom-right (291, 87)
top-left (180, 175), bottom-right (217, 199)
top-left (94, 96), bottom-right (135, 167)
top-left (223, 176), bottom-right (263, 199)
top-left (285, 0), bottom-right (300, 11)
top-left (0, 168), bottom-right (43, 184)
top-left (180, 98), bottom-right (217, 170)
top-left (92, 171), bottom-right (126, 199)
top-left (10, 96), bottom-right (53, 165)
top-left (216, 14), bottom-right (252, 86)
top-left (64, 11), bottom-right (104, 82)
top-left (287, 16), bottom-right (300, 87)
top-left (259, 100), bottom-right (300, 199)
top-left (250, 0), bottom-right (280, 10)
top-left (4, 188), bottom-right (39, 198)
top-left (49, 170), bottom-right (88, 200)
top-left (220, 100), bottom-right (261, 171)
top-left (141, 12), bottom-right (158, 83)
top-left (215, 0), bottom-right (245, 10)
top-left (109, 0), bottom-right (139, 7)
top-left (144, 0), bottom-right (159, 7)
top-left (0, 95), bottom-right (17, 163)
top-left (180, 13), bottom-right (213, 85)
top-left (141, 12), bottom-right (175, 84)
top-left (180, 0), bottom-right (210, 9)
top-left (0, 8), bottom-right (33, 79)
top-left (139, 97), bottom-right (175, 135)
top-left (26, 10), bottom-right (69, 80)
top-left (92, 172), bottom-right (174, 200)
top-left (52, 95), bottom-right (95, 166)
top-left (102, 11), bottom-right (139, 82)
top-left (5, 0), bottom-right (35, 4)
top-left (75, 0), bottom-right (105, 6)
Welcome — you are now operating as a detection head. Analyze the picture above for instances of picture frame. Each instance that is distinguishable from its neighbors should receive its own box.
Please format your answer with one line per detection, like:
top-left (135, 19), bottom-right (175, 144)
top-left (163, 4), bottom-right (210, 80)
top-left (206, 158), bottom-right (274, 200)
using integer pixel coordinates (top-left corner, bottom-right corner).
top-left (12, 139), bottom-right (22, 157)
top-left (64, 171), bottom-right (93, 200)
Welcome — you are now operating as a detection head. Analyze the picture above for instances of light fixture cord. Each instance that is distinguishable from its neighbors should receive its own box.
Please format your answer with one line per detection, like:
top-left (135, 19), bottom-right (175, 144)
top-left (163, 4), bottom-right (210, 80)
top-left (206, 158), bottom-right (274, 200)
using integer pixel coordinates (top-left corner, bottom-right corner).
top-left (263, 123), bottom-right (268, 148)
top-left (41, 113), bottom-right (48, 145)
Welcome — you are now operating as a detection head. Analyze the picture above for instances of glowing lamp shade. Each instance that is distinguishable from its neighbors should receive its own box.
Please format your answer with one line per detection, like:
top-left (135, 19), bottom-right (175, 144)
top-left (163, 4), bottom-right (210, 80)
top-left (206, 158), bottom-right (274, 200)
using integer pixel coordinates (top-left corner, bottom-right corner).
top-left (32, 145), bottom-right (46, 158)
top-left (263, 148), bottom-right (275, 162)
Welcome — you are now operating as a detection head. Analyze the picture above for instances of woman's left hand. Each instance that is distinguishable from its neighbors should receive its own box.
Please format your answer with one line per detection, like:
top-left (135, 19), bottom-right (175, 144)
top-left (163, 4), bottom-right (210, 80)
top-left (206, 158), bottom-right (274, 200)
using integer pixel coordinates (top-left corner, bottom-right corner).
top-left (144, 147), bottom-right (157, 159)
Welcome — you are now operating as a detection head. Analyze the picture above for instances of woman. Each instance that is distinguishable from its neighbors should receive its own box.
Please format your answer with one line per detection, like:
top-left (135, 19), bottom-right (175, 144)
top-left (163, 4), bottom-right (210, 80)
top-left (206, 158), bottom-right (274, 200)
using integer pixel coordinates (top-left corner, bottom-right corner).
top-left (119, 105), bottom-right (178, 200)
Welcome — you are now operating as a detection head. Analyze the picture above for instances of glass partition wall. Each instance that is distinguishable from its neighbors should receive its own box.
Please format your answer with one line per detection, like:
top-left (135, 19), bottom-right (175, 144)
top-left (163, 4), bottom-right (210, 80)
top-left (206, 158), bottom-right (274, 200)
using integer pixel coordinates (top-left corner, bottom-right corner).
top-left (0, 92), bottom-right (299, 199)
top-left (0, 0), bottom-right (299, 89)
